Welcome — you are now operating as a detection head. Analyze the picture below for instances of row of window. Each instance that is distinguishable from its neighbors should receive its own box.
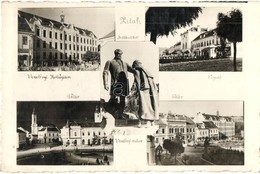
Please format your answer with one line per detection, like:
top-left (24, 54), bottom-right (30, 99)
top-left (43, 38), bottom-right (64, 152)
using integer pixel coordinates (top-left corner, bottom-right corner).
top-left (209, 129), bottom-right (218, 134)
top-left (36, 40), bottom-right (97, 52)
top-left (36, 28), bottom-right (97, 45)
top-left (157, 127), bottom-right (187, 134)
top-left (70, 131), bottom-right (106, 137)
top-left (214, 122), bottom-right (235, 127)
top-left (38, 52), bottom-right (85, 60)
top-left (40, 133), bottom-right (59, 137)
top-left (192, 38), bottom-right (221, 48)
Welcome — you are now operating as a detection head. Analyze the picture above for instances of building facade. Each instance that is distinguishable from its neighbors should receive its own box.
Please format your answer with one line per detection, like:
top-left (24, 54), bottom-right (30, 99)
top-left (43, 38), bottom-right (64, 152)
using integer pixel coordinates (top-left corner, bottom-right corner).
top-left (153, 113), bottom-right (195, 145)
top-left (38, 127), bottom-right (60, 143)
top-left (17, 128), bottom-right (27, 148)
top-left (60, 106), bottom-right (113, 146)
top-left (30, 108), bottom-right (60, 143)
top-left (191, 29), bottom-right (227, 58)
top-left (193, 112), bottom-right (235, 139)
top-left (180, 26), bottom-right (207, 56)
top-left (18, 10), bottom-right (99, 67)
top-left (18, 15), bottom-right (34, 69)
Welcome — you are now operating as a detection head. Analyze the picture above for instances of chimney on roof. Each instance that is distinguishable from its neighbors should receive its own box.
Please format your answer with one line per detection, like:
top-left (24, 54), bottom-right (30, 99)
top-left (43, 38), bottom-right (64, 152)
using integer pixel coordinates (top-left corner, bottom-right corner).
top-left (60, 11), bottom-right (65, 24)
top-left (216, 110), bottom-right (219, 116)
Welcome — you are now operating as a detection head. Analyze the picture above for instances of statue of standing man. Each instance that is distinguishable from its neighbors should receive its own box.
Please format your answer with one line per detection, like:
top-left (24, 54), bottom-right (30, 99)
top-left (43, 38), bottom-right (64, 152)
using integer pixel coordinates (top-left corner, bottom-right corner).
top-left (103, 49), bottom-right (135, 119)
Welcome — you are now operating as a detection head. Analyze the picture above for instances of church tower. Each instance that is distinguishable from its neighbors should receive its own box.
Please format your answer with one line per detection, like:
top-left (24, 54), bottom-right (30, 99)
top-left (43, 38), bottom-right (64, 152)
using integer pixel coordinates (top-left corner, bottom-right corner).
top-left (94, 105), bottom-right (102, 123)
top-left (31, 108), bottom-right (38, 135)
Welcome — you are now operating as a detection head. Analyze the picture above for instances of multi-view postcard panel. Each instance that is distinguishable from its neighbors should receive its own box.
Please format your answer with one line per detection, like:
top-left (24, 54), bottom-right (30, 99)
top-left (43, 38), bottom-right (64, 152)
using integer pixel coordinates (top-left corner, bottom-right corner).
top-left (147, 101), bottom-right (244, 166)
top-left (13, 3), bottom-right (248, 171)
top-left (18, 7), bottom-right (115, 71)
top-left (17, 101), bottom-right (114, 165)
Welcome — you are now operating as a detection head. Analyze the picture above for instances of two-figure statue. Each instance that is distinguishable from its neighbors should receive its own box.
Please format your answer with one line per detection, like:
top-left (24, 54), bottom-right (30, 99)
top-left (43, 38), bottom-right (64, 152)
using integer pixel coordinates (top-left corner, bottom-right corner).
top-left (103, 49), bottom-right (159, 127)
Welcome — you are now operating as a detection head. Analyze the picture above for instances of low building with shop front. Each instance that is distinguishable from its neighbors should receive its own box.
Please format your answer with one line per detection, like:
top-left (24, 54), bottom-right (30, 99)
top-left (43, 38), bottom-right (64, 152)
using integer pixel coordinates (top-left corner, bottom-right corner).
top-left (60, 106), bottom-right (113, 146)
top-left (18, 14), bottom-right (34, 70)
top-left (193, 111), bottom-right (235, 139)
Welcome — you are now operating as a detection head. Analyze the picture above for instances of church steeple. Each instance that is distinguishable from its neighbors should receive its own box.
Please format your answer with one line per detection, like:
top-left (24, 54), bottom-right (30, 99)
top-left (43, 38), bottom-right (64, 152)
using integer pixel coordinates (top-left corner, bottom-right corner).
top-left (94, 105), bottom-right (102, 123)
top-left (31, 108), bottom-right (38, 135)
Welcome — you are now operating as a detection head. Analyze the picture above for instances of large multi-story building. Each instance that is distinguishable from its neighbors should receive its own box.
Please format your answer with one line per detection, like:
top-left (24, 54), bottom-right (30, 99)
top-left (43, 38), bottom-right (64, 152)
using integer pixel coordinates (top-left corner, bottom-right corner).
top-left (180, 26), bottom-right (208, 55)
top-left (154, 110), bottom-right (236, 146)
top-left (193, 111), bottom-right (235, 139)
top-left (60, 106), bottom-right (113, 146)
top-left (196, 121), bottom-right (219, 140)
top-left (191, 29), bottom-right (229, 58)
top-left (37, 126), bottom-right (60, 143)
top-left (153, 113), bottom-right (195, 145)
top-left (18, 10), bottom-right (99, 67)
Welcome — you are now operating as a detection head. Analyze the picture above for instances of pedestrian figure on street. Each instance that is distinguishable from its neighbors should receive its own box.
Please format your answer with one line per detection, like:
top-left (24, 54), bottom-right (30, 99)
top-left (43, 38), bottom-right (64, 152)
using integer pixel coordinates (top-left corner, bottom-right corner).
top-left (96, 158), bottom-right (100, 165)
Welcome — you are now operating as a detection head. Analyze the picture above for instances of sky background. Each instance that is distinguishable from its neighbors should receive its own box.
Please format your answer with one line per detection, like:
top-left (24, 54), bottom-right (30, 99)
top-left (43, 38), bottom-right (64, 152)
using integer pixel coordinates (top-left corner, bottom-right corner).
top-left (159, 101), bottom-right (244, 117)
top-left (17, 101), bottom-right (100, 131)
top-left (21, 7), bottom-right (241, 48)
top-left (20, 8), bottom-right (115, 39)
top-left (145, 7), bottom-right (242, 48)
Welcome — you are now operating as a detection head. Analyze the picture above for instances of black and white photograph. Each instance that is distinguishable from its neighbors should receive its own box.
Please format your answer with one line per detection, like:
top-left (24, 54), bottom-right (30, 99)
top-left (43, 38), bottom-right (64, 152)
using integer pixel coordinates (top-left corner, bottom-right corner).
top-left (17, 101), bottom-right (114, 165)
top-left (145, 7), bottom-right (243, 71)
top-left (147, 101), bottom-right (244, 165)
top-left (100, 42), bottom-right (159, 130)
top-left (18, 7), bottom-right (114, 71)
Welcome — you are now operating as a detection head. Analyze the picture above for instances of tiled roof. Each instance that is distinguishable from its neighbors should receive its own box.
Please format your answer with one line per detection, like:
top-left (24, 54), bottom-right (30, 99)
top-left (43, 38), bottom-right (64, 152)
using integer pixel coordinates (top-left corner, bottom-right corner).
top-left (203, 121), bottom-right (218, 129)
top-left (38, 128), bottom-right (46, 131)
top-left (18, 10), bottom-right (96, 38)
top-left (192, 29), bottom-right (216, 42)
top-left (38, 127), bottom-right (59, 132)
top-left (202, 113), bottom-right (220, 121)
top-left (17, 129), bottom-right (27, 133)
top-left (185, 116), bottom-right (195, 125)
top-left (68, 121), bottom-right (102, 128)
top-left (174, 42), bottom-right (181, 46)
top-left (202, 113), bottom-right (233, 122)
top-left (167, 114), bottom-right (186, 121)
top-left (18, 15), bottom-right (33, 33)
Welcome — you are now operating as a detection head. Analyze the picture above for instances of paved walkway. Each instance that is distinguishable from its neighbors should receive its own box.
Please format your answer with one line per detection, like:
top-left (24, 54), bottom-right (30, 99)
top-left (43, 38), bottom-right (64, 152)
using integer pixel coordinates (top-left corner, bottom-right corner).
top-left (17, 144), bottom-right (113, 158)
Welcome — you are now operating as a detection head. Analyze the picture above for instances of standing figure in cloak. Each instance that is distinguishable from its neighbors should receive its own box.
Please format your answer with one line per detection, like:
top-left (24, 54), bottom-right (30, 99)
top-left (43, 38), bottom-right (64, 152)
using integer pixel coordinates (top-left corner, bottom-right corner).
top-left (103, 49), bottom-right (135, 119)
top-left (125, 60), bottom-right (159, 126)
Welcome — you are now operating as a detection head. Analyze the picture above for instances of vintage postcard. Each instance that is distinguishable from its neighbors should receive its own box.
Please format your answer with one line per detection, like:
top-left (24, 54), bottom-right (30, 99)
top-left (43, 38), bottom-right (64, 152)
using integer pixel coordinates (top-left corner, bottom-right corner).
top-left (1, 1), bottom-right (260, 172)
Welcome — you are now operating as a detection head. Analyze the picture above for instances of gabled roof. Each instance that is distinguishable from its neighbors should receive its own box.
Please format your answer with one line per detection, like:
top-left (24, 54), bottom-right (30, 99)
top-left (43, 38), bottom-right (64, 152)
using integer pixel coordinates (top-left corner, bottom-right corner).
top-left (17, 129), bottom-right (27, 133)
top-left (18, 10), bottom-right (97, 38)
top-left (201, 113), bottom-right (233, 122)
top-left (203, 121), bottom-right (218, 129)
top-left (67, 120), bottom-right (103, 128)
top-left (38, 127), bottom-right (59, 132)
top-left (192, 29), bottom-right (216, 42)
top-left (185, 116), bottom-right (195, 125)
top-left (174, 42), bottom-right (181, 46)
top-left (18, 15), bottom-right (33, 33)
top-left (38, 127), bottom-right (46, 131)
top-left (202, 113), bottom-right (220, 121)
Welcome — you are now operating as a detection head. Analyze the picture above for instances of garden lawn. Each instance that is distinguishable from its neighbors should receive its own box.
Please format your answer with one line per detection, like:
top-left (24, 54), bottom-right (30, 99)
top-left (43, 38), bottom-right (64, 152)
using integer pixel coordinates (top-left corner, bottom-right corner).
top-left (160, 58), bottom-right (242, 71)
